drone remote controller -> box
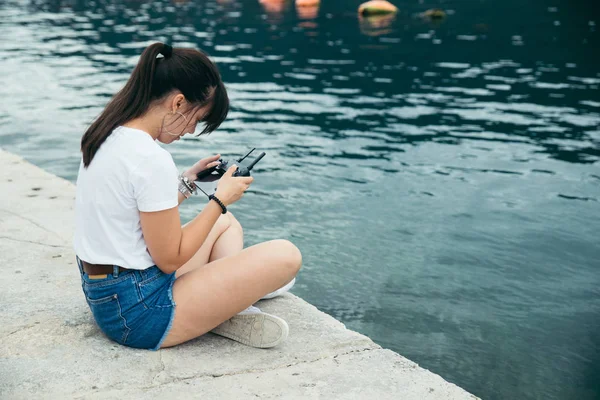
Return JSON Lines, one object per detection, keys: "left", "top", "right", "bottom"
{"left": 195, "top": 148, "right": 266, "bottom": 181}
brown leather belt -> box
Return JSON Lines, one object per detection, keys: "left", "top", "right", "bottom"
{"left": 82, "top": 261, "right": 131, "bottom": 277}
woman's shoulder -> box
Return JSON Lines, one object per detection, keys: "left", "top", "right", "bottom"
{"left": 114, "top": 130, "right": 174, "bottom": 164}
{"left": 128, "top": 144, "right": 175, "bottom": 178}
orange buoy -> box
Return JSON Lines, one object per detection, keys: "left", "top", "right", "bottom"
{"left": 421, "top": 8, "right": 447, "bottom": 19}
{"left": 259, "top": 0, "right": 287, "bottom": 14}
{"left": 296, "top": 0, "right": 319, "bottom": 19}
{"left": 358, "top": 1, "right": 398, "bottom": 16}
{"left": 359, "top": 13, "right": 396, "bottom": 36}
{"left": 296, "top": 0, "right": 320, "bottom": 7}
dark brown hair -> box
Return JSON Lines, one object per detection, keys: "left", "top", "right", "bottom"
{"left": 81, "top": 43, "right": 229, "bottom": 167}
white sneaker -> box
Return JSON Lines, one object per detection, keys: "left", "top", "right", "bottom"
{"left": 211, "top": 306, "right": 289, "bottom": 348}
{"left": 238, "top": 305, "right": 261, "bottom": 315}
{"left": 261, "top": 277, "right": 296, "bottom": 300}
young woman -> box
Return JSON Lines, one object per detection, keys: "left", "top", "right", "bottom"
{"left": 74, "top": 42, "right": 301, "bottom": 351}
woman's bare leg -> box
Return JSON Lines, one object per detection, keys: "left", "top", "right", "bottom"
{"left": 175, "top": 212, "right": 242, "bottom": 279}
{"left": 208, "top": 213, "right": 243, "bottom": 262}
{"left": 160, "top": 239, "right": 302, "bottom": 348}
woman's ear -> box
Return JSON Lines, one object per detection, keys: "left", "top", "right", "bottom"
{"left": 170, "top": 93, "right": 186, "bottom": 112}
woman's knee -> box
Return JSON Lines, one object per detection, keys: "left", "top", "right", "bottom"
{"left": 190, "top": 212, "right": 231, "bottom": 234}
{"left": 215, "top": 212, "right": 232, "bottom": 233}
{"left": 270, "top": 239, "right": 302, "bottom": 274}
{"left": 226, "top": 211, "right": 242, "bottom": 233}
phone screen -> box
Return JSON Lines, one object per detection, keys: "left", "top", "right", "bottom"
{"left": 195, "top": 173, "right": 220, "bottom": 196}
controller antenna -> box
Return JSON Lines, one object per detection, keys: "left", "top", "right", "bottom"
{"left": 246, "top": 152, "right": 266, "bottom": 171}
{"left": 237, "top": 148, "right": 256, "bottom": 163}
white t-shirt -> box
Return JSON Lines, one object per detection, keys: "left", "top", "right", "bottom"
{"left": 73, "top": 126, "right": 178, "bottom": 270}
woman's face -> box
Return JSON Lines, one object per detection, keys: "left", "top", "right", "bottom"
{"left": 157, "top": 102, "right": 212, "bottom": 144}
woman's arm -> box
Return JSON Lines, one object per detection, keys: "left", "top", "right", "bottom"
{"left": 177, "top": 171, "right": 204, "bottom": 205}
{"left": 141, "top": 165, "right": 251, "bottom": 274}
{"left": 178, "top": 191, "right": 186, "bottom": 205}
{"left": 177, "top": 155, "right": 221, "bottom": 205}
{"left": 177, "top": 171, "right": 194, "bottom": 205}
{"left": 140, "top": 200, "right": 223, "bottom": 274}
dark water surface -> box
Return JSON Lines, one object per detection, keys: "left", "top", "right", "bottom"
{"left": 1, "top": 0, "right": 599, "bottom": 398}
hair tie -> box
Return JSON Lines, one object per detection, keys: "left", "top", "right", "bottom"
{"left": 161, "top": 44, "right": 173, "bottom": 58}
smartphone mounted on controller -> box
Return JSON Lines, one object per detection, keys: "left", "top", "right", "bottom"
{"left": 194, "top": 148, "right": 266, "bottom": 195}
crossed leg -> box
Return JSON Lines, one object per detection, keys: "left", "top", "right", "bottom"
{"left": 160, "top": 213, "right": 302, "bottom": 349}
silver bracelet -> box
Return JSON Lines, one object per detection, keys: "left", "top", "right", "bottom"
{"left": 178, "top": 174, "right": 197, "bottom": 198}
{"left": 178, "top": 179, "right": 192, "bottom": 199}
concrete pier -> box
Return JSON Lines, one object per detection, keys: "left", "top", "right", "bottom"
{"left": 0, "top": 148, "right": 479, "bottom": 399}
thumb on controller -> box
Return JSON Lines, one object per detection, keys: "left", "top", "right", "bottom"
{"left": 224, "top": 164, "right": 238, "bottom": 177}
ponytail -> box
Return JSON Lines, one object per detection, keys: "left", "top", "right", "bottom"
{"left": 81, "top": 43, "right": 177, "bottom": 167}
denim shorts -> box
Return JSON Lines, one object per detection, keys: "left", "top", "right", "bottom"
{"left": 76, "top": 257, "right": 177, "bottom": 351}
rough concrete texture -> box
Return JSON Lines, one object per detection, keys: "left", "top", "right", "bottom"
{"left": 0, "top": 149, "right": 479, "bottom": 399}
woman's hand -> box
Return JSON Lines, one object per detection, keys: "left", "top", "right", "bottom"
{"left": 214, "top": 165, "right": 254, "bottom": 206}
{"left": 183, "top": 154, "right": 221, "bottom": 181}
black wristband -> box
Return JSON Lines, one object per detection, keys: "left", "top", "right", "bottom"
{"left": 208, "top": 194, "right": 227, "bottom": 214}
